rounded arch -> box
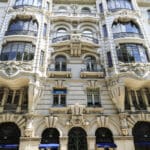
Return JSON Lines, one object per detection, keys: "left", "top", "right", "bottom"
{"left": 80, "top": 24, "right": 97, "bottom": 33}
{"left": 68, "top": 127, "right": 88, "bottom": 150}
{"left": 82, "top": 53, "right": 99, "bottom": 62}
{"left": 0, "top": 122, "right": 21, "bottom": 149}
{"left": 58, "top": 6, "right": 68, "bottom": 12}
{"left": 53, "top": 22, "right": 71, "bottom": 32}
{"left": 81, "top": 7, "right": 91, "bottom": 14}
{"left": 52, "top": 53, "right": 70, "bottom": 61}
{"left": 132, "top": 121, "right": 150, "bottom": 150}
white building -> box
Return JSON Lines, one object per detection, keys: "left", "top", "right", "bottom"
{"left": 0, "top": 0, "right": 149, "bottom": 150}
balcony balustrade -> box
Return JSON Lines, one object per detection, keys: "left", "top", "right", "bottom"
{"left": 113, "top": 32, "right": 144, "bottom": 39}
{"left": 13, "top": 4, "right": 42, "bottom": 9}
{"left": 5, "top": 30, "right": 37, "bottom": 36}
{"left": 109, "top": 8, "right": 133, "bottom": 12}
{"left": 80, "top": 68, "right": 104, "bottom": 78}
{"left": 47, "top": 68, "right": 72, "bottom": 78}
{"left": 52, "top": 35, "right": 70, "bottom": 43}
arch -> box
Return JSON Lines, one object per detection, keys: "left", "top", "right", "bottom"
{"left": 56, "top": 27, "right": 67, "bottom": 37}
{"left": 95, "top": 127, "right": 117, "bottom": 149}
{"left": 132, "top": 121, "right": 150, "bottom": 150}
{"left": 0, "top": 122, "right": 21, "bottom": 150}
{"left": 39, "top": 128, "right": 60, "bottom": 150}
{"left": 82, "top": 29, "right": 93, "bottom": 38}
{"left": 81, "top": 7, "right": 91, "bottom": 14}
{"left": 58, "top": 6, "right": 67, "bottom": 12}
{"left": 68, "top": 127, "right": 88, "bottom": 150}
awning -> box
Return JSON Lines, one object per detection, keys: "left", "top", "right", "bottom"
{"left": 0, "top": 144, "right": 18, "bottom": 149}
{"left": 97, "top": 143, "right": 117, "bottom": 148}
{"left": 135, "top": 142, "right": 150, "bottom": 146}
{"left": 39, "top": 144, "right": 59, "bottom": 148}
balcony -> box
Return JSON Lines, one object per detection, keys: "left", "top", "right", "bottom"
{"left": 51, "top": 11, "right": 98, "bottom": 22}
{"left": 13, "top": 4, "right": 42, "bottom": 9}
{"left": 108, "top": 8, "right": 133, "bottom": 13}
{"left": 47, "top": 68, "right": 72, "bottom": 78}
{"left": 80, "top": 68, "right": 104, "bottom": 78}
{"left": 5, "top": 30, "right": 37, "bottom": 36}
{"left": 52, "top": 34, "right": 99, "bottom": 46}
{"left": 113, "top": 32, "right": 144, "bottom": 39}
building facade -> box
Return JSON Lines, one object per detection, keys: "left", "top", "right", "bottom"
{"left": 0, "top": 0, "right": 149, "bottom": 150}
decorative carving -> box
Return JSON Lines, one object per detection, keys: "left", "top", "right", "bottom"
{"left": 66, "top": 103, "right": 89, "bottom": 126}
{"left": 108, "top": 79, "right": 125, "bottom": 112}
{"left": 87, "top": 80, "right": 98, "bottom": 88}
{"left": 54, "top": 80, "right": 65, "bottom": 88}
{"left": 25, "top": 116, "right": 34, "bottom": 137}
{"left": 97, "top": 116, "right": 109, "bottom": 127}
{"left": 119, "top": 113, "right": 129, "bottom": 136}
{"left": 0, "top": 61, "right": 32, "bottom": 76}
{"left": 119, "top": 62, "right": 150, "bottom": 77}
{"left": 45, "top": 115, "right": 58, "bottom": 128}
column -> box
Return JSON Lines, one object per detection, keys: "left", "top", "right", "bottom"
{"left": 60, "top": 136, "right": 68, "bottom": 150}
{"left": 128, "top": 91, "right": 135, "bottom": 111}
{"left": 87, "top": 136, "right": 95, "bottom": 150}
{"left": 17, "top": 88, "right": 24, "bottom": 113}
{"left": 142, "top": 89, "right": 150, "bottom": 111}
{"left": 0, "top": 88, "right": 8, "bottom": 112}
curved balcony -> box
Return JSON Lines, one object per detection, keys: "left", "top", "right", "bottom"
{"left": 47, "top": 68, "right": 72, "bottom": 78}
{"left": 80, "top": 68, "right": 104, "bottom": 78}
{"left": 108, "top": 8, "right": 133, "bottom": 12}
{"left": 113, "top": 32, "right": 144, "bottom": 39}
{"left": 51, "top": 11, "right": 98, "bottom": 22}
{"left": 13, "top": 4, "right": 42, "bottom": 9}
{"left": 5, "top": 30, "right": 37, "bottom": 36}
{"left": 51, "top": 34, "right": 99, "bottom": 47}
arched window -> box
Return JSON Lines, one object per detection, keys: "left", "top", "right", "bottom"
{"left": 84, "top": 56, "right": 97, "bottom": 71}
{"left": 68, "top": 127, "right": 87, "bottom": 150}
{"left": 39, "top": 128, "right": 60, "bottom": 150}
{"left": 6, "top": 18, "right": 38, "bottom": 36}
{"left": 112, "top": 21, "right": 142, "bottom": 38}
{"left": 56, "top": 28, "right": 67, "bottom": 37}
{"left": 117, "top": 44, "right": 149, "bottom": 63}
{"left": 55, "top": 55, "right": 67, "bottom": 71}
{"left": 15, "top": 0, "right": 42, "bottom": 8}
{"left": 95, "top": 128, "right": 117, "bottom": 149}
{"left": 1, "top": 42, "right": 35, "bottom": 61}
{"left": 0, "top": 122, "right": 21, "bottom": 150}
{"left": 81, "top": 7, "right": 91, "bottom": 14}
{"left": 133, "top": 121, "right": 150, "bottom": 150}
{"left": 107, "top": 0, "right": 133, "bottom": 11}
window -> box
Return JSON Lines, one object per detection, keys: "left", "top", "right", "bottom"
{"left": 53, "top": 89, "right": 66, "bottom": 106}
{"left": 148, "top": 10, "right": 150, "bottom": 19}
{"left": 133, "top": 122, "right": 150, "bottom": 150}
{"left": 68, "top": 127, "right": 87, "bottom": 150}
{"left": 0, "top": 123, "right": 21, "bottom": 150}
{"left": 56, "top": 28, "right": 67, "bottom": 37}
{"left": 43, "top": 23, "right": 47, "bottom": 36}
{"left": 84, "top": 56, "right": 97, "bottom": 71}
{"left": 6, "top": 18, "right": 38, "bottom": 36}
{"left": 46, "top": 2, "right": 49, "bottom": 10}
{"left": 117, "top": 44, "right": 149, "bottom": 63}
{"left": 15, "top": 0, "right": 42, "bottom": 8}
{"left": 82, "top": 29, "right": 93, "bottom": 38}
{"left": 58, "top": 6, "right": 67, "bottom": 12}
{"left": 55, "top": 55, "right": 67, "bottom": 71}
{"left": 39, "top": 128, "right": 60, "bottom": 150}
{"left": 95, "top": 128, "right": 117, "bottom": 149}
{"left": 125, "top": 87, "right": 150, "bottom": 111}
{"left": 1, "top": 42, "right": 35, "bottom": 61}
{"left": 107, "top": 0, "right": 133, "bottom": 11}
{"left": 81, "top": 7, "right": 91, "bottom": 14}
{"left": 87, "top": 88, "right": 101, "bottom": 107}
{"left": 103, "top": 24, "right": 108, "bottom": 37}
{"left": 40, "top": 50, "right": 44, "bottom": 67}
{"left": 99, "top": 3, "right": 104, "bottom": 13}
{"left": 107, "top": 51, "right": 113, "bottom": 67}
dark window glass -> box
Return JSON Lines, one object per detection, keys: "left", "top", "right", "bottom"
{"left": 55, "top": 56, "right": 67, "bottom": 71}
{"left": 103, "top": 24, "right": 108, "bottom": 37}
{"left": 107, "top": 51, "right": 113, "bottom": 67}
{"left": 99, "top": 3, "right": 104, "bottom": 13}
{"left": 40, "top": 50, "right": 44, "bottom": 67}
{"left": 1, "top": 42, "right": 35, "bottom": 61}
{"left": 43, "top": 23, "right": 47, "bottom": 36}
{"left": 84, "top": 56, "right": 97, "bottom": 71}
{"left": 117, "top": 44, "right": 149, "bottom": 63}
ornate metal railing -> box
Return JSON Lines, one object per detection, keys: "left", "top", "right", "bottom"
{"left": 113, "top": 32, "right": 144, "bottom": 39}
{"left": 108, "top": 8, "right": 133, "bottom": 12}
{"left": 5, "top": 30, "right": 38, "bottom": 36}
{"left": 87, "top": 103, "right": 101, "bottom": 107}
{"left": 81, "top": 68, "right": 104, "bottom": 72}
{"left": 81, "top": 35, "right": 99, "bottom": 44}
{"left": 47, "top": 68, "right": 71, "bottom": 72}
{"left": 52, "top": 35, "right": 70, "bottom": 43}
{"left": 13, "top": 4, "right": 42, "bottom": 9}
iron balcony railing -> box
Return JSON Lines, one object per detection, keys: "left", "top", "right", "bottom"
{"left": 52, "top": 35, "right": 70, "bottom": 43}
{"left": 13, "top": 4, "right": 42, "bottom": 9}
{"left": 87, "top": 102, "right": 101, "bottom": 107}
{"left": 81, "top": 35, "right": 99, "bottom": 44}
{"left": 81, "top": 68, "right": 104, "bottom": 72}
{"left": 113, "top": 32, "right": 144, "bottom": 39}
{"left": 47, "top": 68, "right": 71, "bottom": 72}
{"left": 108, "top": 8, "right": 133, "bottom": 12}
{"left": 5, "top": 30, "right": 38, "bottom": 36}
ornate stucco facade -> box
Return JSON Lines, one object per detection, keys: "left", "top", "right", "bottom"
{"left": 0, "top": 0, "right": 150, "bottom": 150}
